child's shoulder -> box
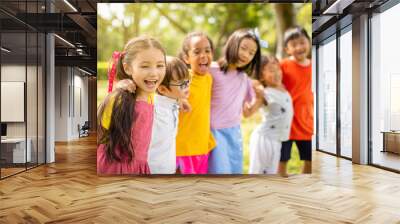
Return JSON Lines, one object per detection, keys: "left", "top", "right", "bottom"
{"left": 280, "top": 58, "right": 311, "bottom": 68}
{"left": 135, "top": 98, "right": 154, "bottom": 110}
{"left": 209, "top": 62, "right": 221, "bottom": 74}
{"left": 101, "top": 92, "right": 117, "bottom": 109}
{"left": 210, "top": 61, "right": 220, "bottom": 69}
{"left": 280, "top": 58, "right": 293, "bottom": 66}
{"left": 191, "top": 71, "right": 213, "bottom": 85}
{"left": 264, "top": 87, "right": 291, "bottom": 103}
{"left": 265, "top": 87, "right": 290, "bottom": 96}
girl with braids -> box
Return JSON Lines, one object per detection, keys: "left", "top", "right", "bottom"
{"left": 97, "top": 36, "right": 166, "bottom": 175}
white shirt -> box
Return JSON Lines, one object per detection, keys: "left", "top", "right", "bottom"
{"left": 259, "top": 87, "right": 293, "bottom": 141}
{"left": 148, "top": 94, "right": 179, "bottom": 174}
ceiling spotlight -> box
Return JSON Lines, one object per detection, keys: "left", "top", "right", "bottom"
{"left": 63, "top": 0, "right": 78, "bottom": 12}
{"left": 322, "top": 0, "right": 354, "bottom": 15}
{"left": 54, "top": 34, "right": 75, "bottom": 48}
{"left": 78, "top": 67, "right": 92, "bottom": 76}
{"left": 1, "top": 47, "right": 11, "bottom": 53}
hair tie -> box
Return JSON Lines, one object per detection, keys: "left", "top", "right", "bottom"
{"left": 252, "top": 28, "right": 268, "bottom": 49}
{"left": 107, "top": 51, "right": 124, "bottom": 93}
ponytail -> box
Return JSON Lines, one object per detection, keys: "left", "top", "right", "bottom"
{"left": 107, "top": 51, "right": 126, "bottom": 93}
{"left": 102, "top": 51, "right": 136, "bottom": 162}
{"left": 108, "top": 51, "right": 132, "bottom": 93}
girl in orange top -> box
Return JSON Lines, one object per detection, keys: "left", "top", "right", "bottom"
{"left": 279, "top": 27, "right": 313, "bottom": 176}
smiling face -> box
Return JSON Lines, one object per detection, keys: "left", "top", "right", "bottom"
{"left": 124, "top": 47, "right": 166, "bottom": 98}
{"left": 236, "top": 38, "right": 257, "bottom": 68}
{"left": 261, "top": 59, "right": 282, "bottom": 87}
{"left": 183, "top": 35, "right": 213, "bottom": 75}
{"left": 285, "top": 35, "right": 310, "bottom": 63}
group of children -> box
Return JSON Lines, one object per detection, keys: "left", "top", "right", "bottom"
{"left": 97, "top": 26, "right": 313, "bottom": 176}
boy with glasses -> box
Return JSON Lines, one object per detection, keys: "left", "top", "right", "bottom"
{"left": 148, "top": 56, "right": 191, "bottom": 174}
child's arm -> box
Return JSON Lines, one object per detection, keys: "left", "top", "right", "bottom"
{"left": 243, "top": 97, "right": 264, "bottom": 118}
{"left": 242, "top": 80, "right": 265, "bottom": 117}
{"left": 178, "top": 98, "right": 191, "bottom": 113}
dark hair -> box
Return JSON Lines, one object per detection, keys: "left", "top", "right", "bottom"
{"left": 283, "top": 26, "right": 310, "bottom": 47}
{"left": 98, "top": 36, "right": 166, "bottom": 162}
{"left": 257, "top": 55, "right": 279, "bottom": 86}
{"left": 178, "top": 31, "right": 214, "bottom": 67}
{"left": 218, "top": 28, "right": 261, "bottom": 78}
{"left": 161, "top": 56, "right": 190, "bottom": 90}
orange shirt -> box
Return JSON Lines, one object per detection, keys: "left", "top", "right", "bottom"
{"left": 281, "top": 58, "right": 313, "bottom": 140}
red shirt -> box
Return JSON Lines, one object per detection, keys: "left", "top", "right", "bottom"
{"left": 281, "top": 59, "right": 313, "bottom": 140}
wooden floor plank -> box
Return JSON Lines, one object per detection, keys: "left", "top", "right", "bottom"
{"left": 0, "top": 135, "right": 399, "bottom": 223}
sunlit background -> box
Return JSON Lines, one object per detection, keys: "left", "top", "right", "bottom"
{"left": 97, "top": 3, "right": 312, "bottom": 174}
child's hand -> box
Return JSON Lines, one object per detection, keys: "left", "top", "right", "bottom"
{"left": 243, "top": 102, "right": 251, "bottom": 115}
{"left": 114, "top": 79, "right": 136, "bottom": 93}
{"left": 179, "top": 99, "right": 192, "bottom": 113}
{"left": 252, "top": 80, "right": 264, "bottom": 99}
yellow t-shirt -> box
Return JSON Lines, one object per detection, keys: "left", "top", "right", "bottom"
{"left": 176, "top": 70, "right": 216, "bottom": 156}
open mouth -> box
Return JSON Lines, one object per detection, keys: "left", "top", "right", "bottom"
{"left": 199, "top": 62, "right": 209, "bottom": 69}
{"left": 197, "top": 62, "right": 209, "bottom": 73}
{"left": 144, "top": 79, "right": 158, "bottom": 88}
{"left": 296, "top": 51, "right": 306, "bottom": 56}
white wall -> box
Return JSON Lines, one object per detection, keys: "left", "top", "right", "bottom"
{"left": 1, "top": 64, "right": 46, "bottom": 164}
{"left": 1, "top": 65, "right": 32, "bottom": 138}
{"left": 1, "top": 65, "right": 28, "bottom": 138}
{"left": 55, "top": 66, "right": 69, "bottom": 141}
{"left": 312, "top": 45, "right": 316, "bottom": 151}
{"left": 54, "top": 67, "right": 89, "bottom": 141}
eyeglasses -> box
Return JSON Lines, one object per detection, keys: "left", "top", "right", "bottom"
{"left": 169, "top": 79, "right": 190, "bottom": 90}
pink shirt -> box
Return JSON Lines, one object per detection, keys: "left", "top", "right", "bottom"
{"left": 209, "top": 63, "right": 255, "bottom": 129}
{"left": 97, "top": 101, "right": 153, "bottom": 175}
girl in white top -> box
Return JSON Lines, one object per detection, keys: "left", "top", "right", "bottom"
{"left": 148, "top": 57, "right": 191, "bottom": 174}
{"left": 243, "top": 55, "right": 293, "bottom": 174}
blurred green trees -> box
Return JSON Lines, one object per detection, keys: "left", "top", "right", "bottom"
{"left": 97, "top": 3, "right": 311, "bottom": 80}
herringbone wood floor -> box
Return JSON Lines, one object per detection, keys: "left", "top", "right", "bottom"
{"left": 0, "top": 135, "right": 399, "bottom": 223}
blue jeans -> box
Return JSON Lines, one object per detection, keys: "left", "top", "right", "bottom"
{"left": 208, "top": 125, "right": 243, "bottom": 174}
